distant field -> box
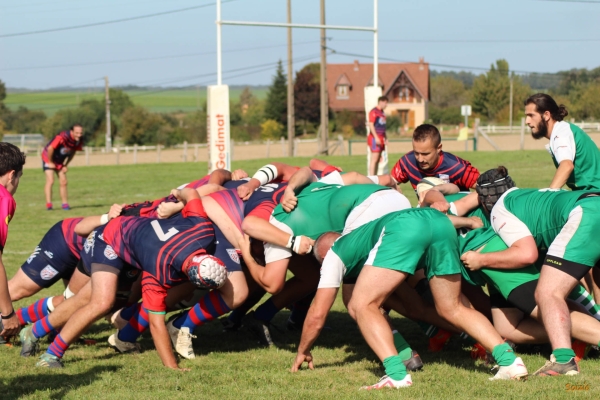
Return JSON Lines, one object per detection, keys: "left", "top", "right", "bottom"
{"left": 4, "top": 87, "right": 268, "bottom": 116}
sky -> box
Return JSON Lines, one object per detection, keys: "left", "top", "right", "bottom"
{"left": 0, "top": 0, "right": 599, "bottom": 90}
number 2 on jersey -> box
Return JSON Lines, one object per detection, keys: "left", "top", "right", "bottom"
{"left": 151, "top": 220, "right": 180, "bottom": 241}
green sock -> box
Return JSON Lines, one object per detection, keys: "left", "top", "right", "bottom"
{"left": 491, "top": 342, "right": 517, "bottom": 367}
{"left": 392, "top": 331, "right": 412, "bottom": 361}
{"left": 553, "top": 348, "right": 576, "bottom": 364}
{"left": 383, "top": 355, "right": 407, "bottom": 381}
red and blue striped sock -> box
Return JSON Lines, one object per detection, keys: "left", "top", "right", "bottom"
{"left": 17, "top": 297, "right": 51, "bottom": 325}
{"left": 117, "top": 304, "right": 149, "bottom": 342}
{"left": 47, "top": 333, "right": 70, "bottom": 358}
{"left": 119, "top": 303, "right": 138, "bottom": 321}
{"left": 173, "top": 291, "right": 230, "bottom": 330}
{"left": 32, "top": 316, "right": 56, "bottom": 340}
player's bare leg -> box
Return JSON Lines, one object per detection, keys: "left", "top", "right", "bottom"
{"left": 429, "top": 274, "right": 527, "bottom": 379}
{"left": 58, "top": 169, "right": 69, "bottom": 208}
{"left": 8, "top": 269, "right": 44, "bottom": 301}
{"left": 492, "top": 308, "right": 549, "bottom": 344}
{"left": 44, "top": 169, "right": 55, "bottom": 207}
{"left": 347, "top": 265, "right": 412, "bottom": 388}
{"left": 535, "top": 266, "right": 579, "bottom": 350}
{"left": 369, "top": 150, "right": 381, "bottom": 176}
{"left": 37, "top": 266, "right": 118, "bottom": 367}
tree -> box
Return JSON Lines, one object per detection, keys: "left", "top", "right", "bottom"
{"left": 105, "top": 89, "right": 133, "bottom": 116}
{"left": 430, "top": 75, "right": 468, "bottom": 109}
{"left": 120, "top": 106, "right": 166, "bottom": 145}
{"left": 471, "top": 59, "right": 530, "bottom": 122}
{"left": 2, "top": 106, "right": 46, "bottom": 133}
{"left": 294, "top": 63, "right": 320, "bottom": 131}
{"left": 41, "top": 102, "right": 104, "bottom": 143}
{"left": 264, "top": 60, "right": 287, "bottom": 129}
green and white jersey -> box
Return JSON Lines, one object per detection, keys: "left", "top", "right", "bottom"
{"left": 318, "top": 208, "right": 461, "bottom": 288}
{"left": 546, "top": 121, "right": 600, "bottom": 190}
{"left": 491, "top": 187, "right": 587, "bottom": 249}
{"left": 265, "top": 172, "right": 411, "bottom": 263}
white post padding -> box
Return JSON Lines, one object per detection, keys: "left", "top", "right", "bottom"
{"left": 207, "top": 85, "right": 231, "bottom": 172}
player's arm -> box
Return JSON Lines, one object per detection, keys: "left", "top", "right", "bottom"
{"left": 368, "top": 114, "right": 382, "bottom": 145}
{"left": 45, "top": 146, "right": 56, "bottom": 168}
{"left": 279, "top": 167, "right": 316, "bottom": 212}
{"left": 450, "top": 192, "right": 479, "bottom": 216}
{"left": 291, "top": 287, "right": 338, "bottom": 372}
{"left": 372, "top": 174, "right": 398, "bottom": 189}
{"left": 240, "top": 235, "right": 289, "bottom": 294}
{"left": 0, "top": 252, "right": 19, "bottom": 337}
{"left": 148, "top": 311, "right": 188, "bottom": 370}
{"left": 549, "top": 160, "right": 574, "bottom": 189}
{"left": 241, "top": 216, "right": 313, "bottom": 254}
{"left": 339, "top": 171, "right": 379, "bottom": 185}
{"left": 207, "top": 169, "right": 233, "bottom": 185}
{"left": 447, "top": 215, "right": 483, "bottom": 230}
{"left": 461, "top": 236, "right": 538, "bottom": 271}
{"left": 238, "top": 163, "right": 294, "bottom": 201}
{"left": 74, "top": 204, "right": 125, "bottom": 236}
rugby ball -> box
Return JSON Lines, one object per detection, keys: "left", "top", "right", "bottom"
{"left": 416, "top": 177, "right": 446, "bottom": 199}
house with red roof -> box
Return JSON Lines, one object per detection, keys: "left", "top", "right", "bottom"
{"left": 327, "top": 58, "right": 430, "bottom": 129}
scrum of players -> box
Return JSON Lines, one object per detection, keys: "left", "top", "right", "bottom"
{"left": 5, "top": 93, "right": 600, "bottom": 390}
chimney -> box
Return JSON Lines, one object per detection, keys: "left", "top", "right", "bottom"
{"left": 353, "top": 60, "right": 359, "bottom": 71}
{"left": 419, "top": 57, "right": 425, "bottom": 70}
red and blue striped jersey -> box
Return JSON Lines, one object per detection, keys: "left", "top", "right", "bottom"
{"left": 61, "top": 217, "right": 85, "bottom": 258}
{"left": 244, "top": 182, "right": 288, "bottom": 220}
{"left": 369, "top": 107, "right": 386, "bottom": 136}
{"left": 102, "top": 199, "right": 214, "bottom": 275}
{"left": 42, "top": 131, "right": 83, "bottom": 166}
{"left": 391, "top": 151, "right": 479, "bottom": 190}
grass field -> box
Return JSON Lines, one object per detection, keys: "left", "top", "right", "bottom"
{"left": 4, "top": 87, "right": 268, "bottom": 116}
{"left": 1, "top": 151, "right": 599, "bottom": 399}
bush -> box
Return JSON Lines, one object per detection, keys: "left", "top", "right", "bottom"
{"left": 260, "top": 119, "right": 284, "bottom": 140}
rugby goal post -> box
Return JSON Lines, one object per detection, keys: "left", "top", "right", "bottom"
{"left": 208, "top": 0, "right": 379, "bottom": 172}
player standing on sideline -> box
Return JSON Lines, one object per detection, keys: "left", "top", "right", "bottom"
{"left": 525, "top": 93, "right": 600, "bottom": 190}
{"left": 367, "top": 96, "right": 388, "bottom": 176}
{"left": 42, "top": 124, "right": 84, "bottom": 211}
{"left": 0, "top": 143, "right": 26, "bottom": 339}
{"left": 390, "top": 124, "right": 479, "bottom": 191}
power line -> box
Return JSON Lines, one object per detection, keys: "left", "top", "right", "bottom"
{"left": 327, "top": 47, "right": 566, "bottom": 77}
{"left": 0, "top": 0, "right": 237, "bottom": 39}
{"left": 0, "top": 40, "right": 320, "bottom": 72}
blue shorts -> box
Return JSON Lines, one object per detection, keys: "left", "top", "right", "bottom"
{"left": 80, "top": 226, "right": 129, "bottom": 274}
{"left": 78, "top": 228, "right": 140, "bottom": 290}
{"left": 20, "top": 222, "right": 78, "bottom": 288}
{"left": 368, "top": 133, "right": 385, "bottom": 153}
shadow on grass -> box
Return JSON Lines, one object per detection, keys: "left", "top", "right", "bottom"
{"left": 0, "top": 364, "right": 121, "bottom": 400}
{"left": 149, "top": 309, "right": 491, "bottom": 376}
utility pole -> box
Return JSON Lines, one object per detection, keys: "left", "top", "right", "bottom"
{"left": 287, "top": 0, "right": 295, "bottom": 157}
{"left": 509, "top": 76, "right": 514, "bottom": 132}
{"left": 319, "top": 0, "right": 328, "bottom": 154}
{"left": 104, "top": 76, "right": 112, "bottom": 152}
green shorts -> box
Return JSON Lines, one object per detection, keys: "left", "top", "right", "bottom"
{"left": 546, "top": 198, "right": 600, "bottom": 278}
{"left": 366, "top": 209, "right": 462, "bottom": 279}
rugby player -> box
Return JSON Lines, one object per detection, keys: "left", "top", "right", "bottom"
{"left": 460, "top": 167, "right": 600, "bottom": 375}
{"left": 0, "top": 143, "right": 26, "bottom": 339}
{"left": 12, "top": 207, "right": 122, "bottom": 327}
{"left": 292, "top": 208, "right": 528, "bottom": 389}
{"left": 390, "top": 124, "right": 479, "bottom": 191}
{"left": 525, "top": 93, "right": 600, "bottom": 190}
{"left": 42, "top": 124, "right": 83, "bottom": 210}
{"left": 32, "top": 188, "right": 246, "bottom": 369}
